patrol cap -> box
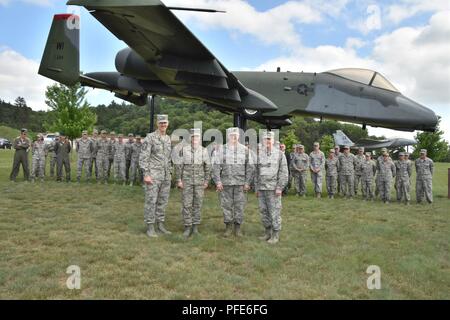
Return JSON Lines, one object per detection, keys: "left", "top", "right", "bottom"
{"left": 82, "top": 130, "right": 88, "bottom": 135}
{"left": 135, "top": 135, "right": 141, "bottom": 139}
{"left": 313, "top": 142, "right": 320, "bottom": 146}
{"left": 128, "top": 133, "right": 134, "bottom": 137}
{"left": 55, "top": 133, "right": 60, "bottom": 137}
{"left": 262, "top": 131, "right": 275, "bottom": 140}
{"left": 365, "top": 152, "right": 371, "bottom": 156}
{"left": 157, "top": 114, "right": 169, "bottom": 123}
{"left": 343, "top": 145, "right": 350, "bottom": 149}
{"left": 21, "top": 128, "right": 28, "bottom": 133}
{"left": 110, "top": 131, "right": 116, "bottom": 135}
{"left": 101, "top": 130, "right": 107, "bottom": 134}
{"left": 190, "top": 128, "right": 201, "bottom": 136}
{"left": 334, "top": 145, "right": 340, "bottom": 149}
{"left": 358, "top": 147, "right": 365, "bottom": 152}
{"left": 227, "top": 127, "right": 240, "bottom": 136}
{"left": 118, "top": 133, "right": 124, "bottom": 138}
{"left": 381, "top": 147, "right": 388, "bottom": 153}
{"left": 298, "top": 144, "right": 304, "bottom": 149}
{"left": 93, "top": 129, "right": 98, "bottom": 134}
{"left": 420, "top": 149, "right": 427, "bottom": 154}
{"left": 399, "top": 152, "right": 405, "bottom": 156}
{"left": 405, "top": 152, "right": 410, "bottom": 157}
{"left": 329, "top": 149, "right": 335, "bottom": 153}
{"left": 37, "top": 133, "right": 44, "bottom": 138}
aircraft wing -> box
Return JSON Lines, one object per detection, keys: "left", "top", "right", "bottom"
{"left": 67, "top": 0, "right": 253, "bottom": 107}
{"left": 354, "top": 138, "right": 416, "bottom": 150}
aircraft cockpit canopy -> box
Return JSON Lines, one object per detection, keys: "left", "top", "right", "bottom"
{"left": 326, "top": 68, "right": 399, "bottom": 92}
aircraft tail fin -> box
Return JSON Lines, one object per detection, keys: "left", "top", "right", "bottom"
{"left": 38, "top": 14, "right": 80, "bottom": 86}
{"left": 333, "top": 130, "right": 355, "bottom": 147}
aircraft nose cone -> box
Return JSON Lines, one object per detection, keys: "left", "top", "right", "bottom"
{"left": 397, "top": 95, "right": 438, "bottom": 132}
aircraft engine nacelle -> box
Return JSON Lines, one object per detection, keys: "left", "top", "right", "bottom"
{"left": 115, "top": 48, "right": 158, "bottom": 81}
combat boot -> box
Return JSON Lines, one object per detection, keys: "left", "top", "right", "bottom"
{"left": 223, "top": 223, "right": 233, "bottom": 237}
{"left": 234, "top": 223, "right": 243, "bottom": 237}
{"left": 267, "top": 230, "right": 280, "bottom": 244}
{"left": 183, "top": 226, "right": 192, "bottom": 239}
{"left": 258, "top": 227, "right": 272, "bottom": 241}
{"left": 129, "top": 182, "right": 133, "bottom": 187}
{"left": 146, "top": 224, "right": 158, "bottom": 238}
{"left": 157, "top": 222, "right": 172, "bottom": 235}
{"left": 192, "top": 225, "right": 200, "bottom": 235}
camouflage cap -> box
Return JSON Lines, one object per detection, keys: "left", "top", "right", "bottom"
{"left": 55, "top": 133, "right": 60, "bottom": 137}
{"left": 110, "top": 131, "right": 116, "bottom": 135}
{"left": 37, "top": 133, "right": 44, "bottom": 138}
{"left": 227, "top": 127, "right": 240, "bottom": 135}
{"left": 93, "top": 129, "right": 98, "bottom": 134}
{"left": 190, "top": 128, "right": 201, "bottom": 136}
{"left": 343, "top": 145, "right": 350, "bottom": 149}
{"left": 101, "top": 130, "right": 107, "bottom": 134}
{"left": 399, "top": 152, "right": 405, "bottom": 156}
{"left": 334, "top": 145, "right": 340, "bottom": 149}
{"left": 128, "top": 133, "right": 134, "bottom": 137}
{"left": 118, "top": 134, "right": 124, "bottom": 138}
{"left": 157, "top": 114, "right": 169, "bottom": 123}
{"left": 420, "top": 149, "right": 427, "bottom": 154}
{"left": 381, "top": 147, "right": 388, "bottom": 153}
{"left": 82, "top": 130, "right": 88, "bottom": 135}
{"left": 298, "top": 144, "right": 304, "bottom": 149}
{"left": 329, "top": 149, "right": 335, "bottom": 153}
{"left": 262, "top": 131, "right": 275, "bottom": 140}
{"left": 365, "top": 152, "right": 371, "bottom": 156}
{"left": 21, "top": 128, "right": 28, "bottom": 133}
{"left": 313, "top": 142, "right": 320, "bottom": 146}
{"left": 135, "top": 135, "right": 141, "bottom": 139}
{"left": 358, "top": 147, "right": 365, "bottom": 151}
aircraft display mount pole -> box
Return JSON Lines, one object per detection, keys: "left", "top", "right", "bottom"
{"left": 149, "top": 95, "right": 156, "bottom": 133}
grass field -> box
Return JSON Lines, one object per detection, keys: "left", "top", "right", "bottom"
{"left": 0, "top": 149, "right": 449, "bottom": 299}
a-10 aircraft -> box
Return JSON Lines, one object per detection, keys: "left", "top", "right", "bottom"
{"left": 333, "top": 130, "right": 416, "bottom": 152}
{"left": 39, "top": 0, "right": 438, "bottom": 132}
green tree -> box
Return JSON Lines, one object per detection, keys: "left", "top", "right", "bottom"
{"left": 320, "top": 134, "right": 334, "bottom": 154}
{"left": 44, "top": 83, "right": 97, "bottom": 141}
{"left": 281, "top": 129, "right": 300, "bottom": 152}
{"left": 412, "top": 117, "right": 449, "bottom": 162}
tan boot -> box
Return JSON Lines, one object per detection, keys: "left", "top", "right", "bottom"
{"left": 146, "top": 224, "right": 158, "bottom": 238}
{"left": 234, "top": 223, "right": 243, "bottom": 237}
{"left": 267, "top": 230, "right": 280, "bottom": 244}
{"left": 258, "top": 227, "right": 272, "bottom": 241}
{"left": 223, "top": 223, "right": 233, "bottom": 237}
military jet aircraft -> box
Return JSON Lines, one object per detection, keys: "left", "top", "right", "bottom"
{"left": 39, "top": 0, "right": 438, "bottom": 132}
{"left": 333, "top": 130, "right": 417, "bottom": 152}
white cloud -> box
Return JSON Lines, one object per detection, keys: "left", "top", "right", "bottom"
{"left": 387, "top": 0, "right": 450, "bottom": 25}
{"left": 163, "top": 0, "right": 348, "bottom": 47}
{"left": 0, "top": 47, "right": 54, "bottom": 110}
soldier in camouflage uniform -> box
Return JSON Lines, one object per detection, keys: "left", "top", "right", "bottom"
{"left": 76, "top": 130, "right": 94, "bottom": 183}
{"left": 140, "top": 115, "right": 173, "bottom": 238}
{"left": 129, "top": 135, "right": 143, "bottom": 186}
{"left": 125, "top": 133, "right": 134, "bottom": 183}
{"left": 31, "top": 133, "right": 47, "bottom": 182}
{"left": 107, "top": 131, "right": 116, "bottom": 180}
{"left": 338, "top": 145, "right": 356, "bottom": 199}
{"left": 90, "top": 129, "right": 99, "bottom": 180}
{"left": 47, "top": 134, "right": 58, "bottom": 178}
{"left": 212, "top": 127, "right": 254, "bottom": 237}
{"left": 334, "top": 145, "right": 342, "bottom": 195}
{"left": 254, "top": 131, "right": 288, "bottom": 244}
{"left": 10, "top": 129, "right": 31, "bottom": 182}
{"left": 376, "top": 151, "right": 396, "bottom": 203}
{"left": 176, "top": 128, "right": 211, "bottom": 238}
{"left": 54, "top": 133, "right": 72, "bottom": 182}
{"left": 95, "top": 130, "right": 110, "bottom": 184}
{"left": 395, "top": 152, "right": 412, "bottom": 205}
{"left": 375, "top": 148, "right": 389, "bottom": 199}
{"left": 113, "top": 134, "right": 127, "bottom": 185}
{"left": 291, "top": 144, "right": 309, "bottom": 197}
{"left": 415, "top": 149, "right": 433, "bottom": 204}
{"left": 325, "top": 149, "right": 340, "bottom": 199}
{"left": 360, "top": 152, "right": 377, "bottom": 201}
{"left": 354, "top": 147, "right": 365, "bottom": 196}
{"left": 309, "top": 142, "right": 325, "bottom": 198}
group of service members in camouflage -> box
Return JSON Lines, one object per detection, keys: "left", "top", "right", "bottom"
{"left": 289, "top": 143, "right": 434, "bottom": 205}
{"left": 8, "top": 118, "right": 435, "bottom": 244}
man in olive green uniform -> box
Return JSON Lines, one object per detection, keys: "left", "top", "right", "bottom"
{"left": 309, "top": 142, "right": 325, "bottom": 198}
{"left": 415, "top": 149, "right": 434, "bottom": 204}
{"left": 354, "top": 147, "right": 365, "bottom": 196}
{"left": 140, "top": 115, "right": 173, "bottom": 238}
{"left": 10, "top": 129, "right": 31, "bottom": 182}
{"left": 325, "top": 149, "right": 339, "bottom": 199}
{"left": 395, "top": 152, "right": 412, "bottom": 205}
{"left": 212, "top": 127, "right": 254, "bottom": 237}
{"left": 54, "top": 133, "right": 72, "bottom": 182}
{"left": 291, "top": 144, "right": 309, "bottom": 197}
{"left": 31, "top": 133, "right": 47, "bottom": 182}
{"left": 254, "top": 131, "right": 288, "bottom": 244}
{"left": 95, "top": 130, "right": 110, "bottom": 184}
{"left": 176, "top": 128, "right": 211, "bottom": 238}
{"left": 76, "top": 130, "right": 94, "bottom": 183}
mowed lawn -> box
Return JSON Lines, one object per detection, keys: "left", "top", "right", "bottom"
{"left": 0, "top": 149, "right": 448, "bottom": 300}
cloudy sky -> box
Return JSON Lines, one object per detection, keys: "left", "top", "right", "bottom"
{"left": 0, "top": 0, "right": 449, "bottom": 141}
